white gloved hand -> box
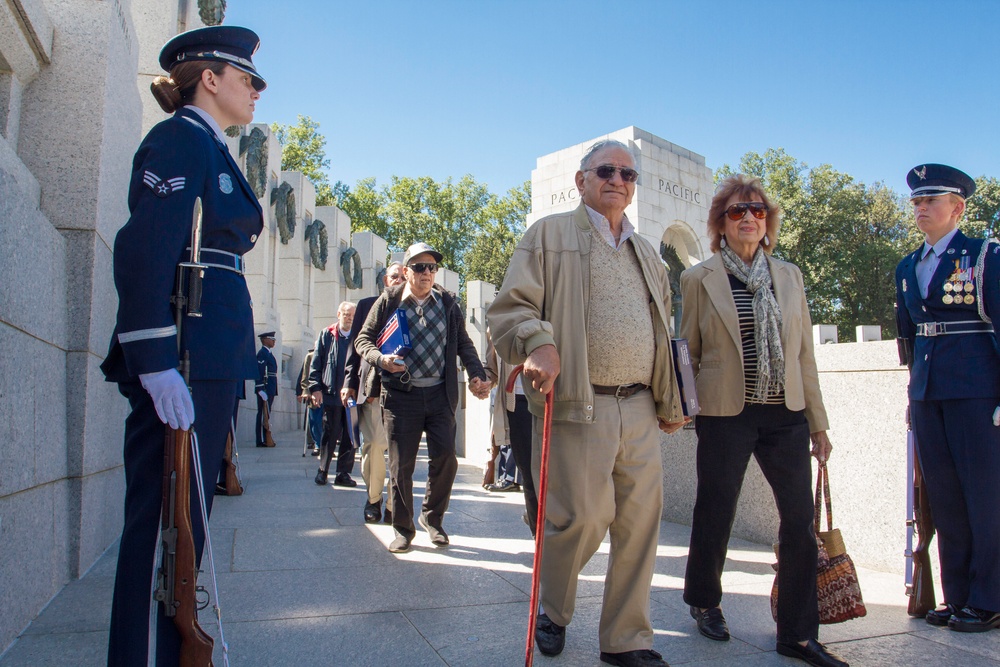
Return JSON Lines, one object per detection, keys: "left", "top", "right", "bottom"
{"left": 993, "top": 405, "right": 1000, "bottom": 427}
{"left": 258, "top": 390, "right": 268, "bottom": 401}
{"left": 139, "top": 369, "right": 194, "bottom": 430}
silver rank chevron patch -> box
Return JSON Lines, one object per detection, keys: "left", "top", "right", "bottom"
{"left": 143, "top": 170, "right": 186, "bottom": 198}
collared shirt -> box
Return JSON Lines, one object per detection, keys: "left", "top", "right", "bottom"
{"left": 585, "top": 204, "right": 635, "bottom": 250}
{"left": 184, "top": 104, "right": 228, "bottom": 144}
{"left": 401, "top": 283, "right": 440, "bottom": 306}
{"left": 917, "top": 227, "right": 959, "bottom": 298}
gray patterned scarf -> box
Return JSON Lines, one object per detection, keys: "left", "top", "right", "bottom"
{"left": 720, "top": 245, "right": 785, "bottom": 400}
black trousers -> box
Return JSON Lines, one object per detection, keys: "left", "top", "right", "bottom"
{"left": 683, "top": 403, "right": 818, "bottom": 643}
{"left": 318, "top": 398, "right": 356, "bottom": 476}
{"left": 255, "top": 393, "right": 274, "bottom": 446}
{"left": 108, "top": 379, "right": 238, "bottom": 667}
{"left": 382, "top": 383, "right": 457, "bottom": 539}
{"left": 912, "top": 397, "right": 1000, "bottom": 611}
{"left": 508, "top": 395, "right": 538, "bottom": 535}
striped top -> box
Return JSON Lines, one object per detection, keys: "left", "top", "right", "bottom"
{"left": 729, "top": 274, "right": 785, "bottom": 405}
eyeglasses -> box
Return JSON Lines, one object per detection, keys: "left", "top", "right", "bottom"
{"left": 725, "top": 202, "right": 769, "bottom": 221}
{"left": 408, "top": 262, "right": 438, "bottom": 274}
{"left": 585, "top": 165, "right": 639, "bottom": 183}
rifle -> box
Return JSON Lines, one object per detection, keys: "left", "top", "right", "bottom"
{"left": 897, "top": 304, "right": 936, "bottom": 617}
{"left": 154, "top": 198, "right": 215, "bottom": 665}
{"left": 222, "top": 418, "right": 244, "bottom": 496}
{"left": 261, "top": 400, "right": 276, "bottom": 447}
{"left": 905, "top": 410, "right": 936, "bottom": 617}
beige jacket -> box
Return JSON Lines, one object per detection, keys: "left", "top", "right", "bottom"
{"left": 679, "top": 252, "right": 829, "bottom": 432}
{"left": 487, "top": 204, "right": 684, "bottom": 424}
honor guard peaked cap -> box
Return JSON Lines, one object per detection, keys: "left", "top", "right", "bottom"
{"left": 259, "top": 331, "right": 276, "bottom": 340}
{"left": 403, "top": 242, "right": 443, "bottom": 265}
{"left": 907, "top": 163, "right": 976, "bottom": 200}
{"left": 159, "top": 26, "right": 267, "bottom": 91}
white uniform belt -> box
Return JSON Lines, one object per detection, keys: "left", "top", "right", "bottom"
{"left": 187, "top": 247, "right": 244, "bottom": 275}
{"left": 916, "top": 320, "right": 994, "bottom": 337}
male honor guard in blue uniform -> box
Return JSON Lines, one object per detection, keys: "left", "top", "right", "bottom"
{"left": 256, "top": 331, "right": 278, "bottom": 446}
{"left": 895, "top": 163, "right": 1000, "bottom": 632}
{"left": 101, "top": 25, "right": 266, "bottom": 665}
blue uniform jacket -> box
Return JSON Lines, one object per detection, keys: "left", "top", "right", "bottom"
{"left": 256, "top": 346, "right": 278, "bottom": 396}
{"left": 101, "top": 108, "right": 263, "bottom": 383}
{"left": 895, "top": 230, "right": 1000, "bottom": 400}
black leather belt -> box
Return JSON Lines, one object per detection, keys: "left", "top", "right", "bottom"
{"left": 187, "top": 247, "right": 245, "bottom": 275}
{"left": 916, "top": 320, "right": 994, "bottom": 337}
{"left": 593, "top": 383, "right": 649, "bottom": 399}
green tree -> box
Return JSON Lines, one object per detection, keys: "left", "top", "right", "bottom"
{"left": 964, "top": 176, "right": 1000, "bottom": 239}
{"left": 271, "top": 115, "right": 335, "bottom": 206}
{"left": 717, "top": 149, "right": 913, "bottom": 339}
{"left": 465, "top": 180, "right": 531, "bottom": 287}
{"left": 339, "top": 177, "right": 389, "bottom": 239}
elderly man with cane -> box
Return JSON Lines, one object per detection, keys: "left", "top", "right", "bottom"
{"left": 489, "top": 139, "right": 688, "bottom": 667}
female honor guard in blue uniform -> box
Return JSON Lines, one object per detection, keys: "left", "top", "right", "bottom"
{"left": 895, "top": 164, "right": 1000, "bottom": 633}
{"left": 100, "top": 26, "right": 266, "bottom": 665}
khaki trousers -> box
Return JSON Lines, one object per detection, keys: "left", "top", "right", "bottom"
{"left": 533, "top": 389, "right": 662, "bottom": 653}
{"left": 360, "top": 400, "right": 390, "bottom": 507}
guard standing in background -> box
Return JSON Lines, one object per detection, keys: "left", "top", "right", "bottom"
{"left": 895, "top": 163, "right": 1000, "bottom": 632}
{"left": 256, "top": 331, "right": 278, "bottom": 447}
{"left": 100, "top": 25, "right": 266, "bottom": 666}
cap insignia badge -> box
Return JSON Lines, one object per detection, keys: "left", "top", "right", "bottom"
{"left": 914, "top": 166, "right": 927, "bottom": 180}
{"left": 219, "top": 173, "right": 234, "bottom": 194}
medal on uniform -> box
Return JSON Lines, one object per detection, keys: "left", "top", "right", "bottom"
{"left": 903, "top": 278, "right": 908, "bottom": 292}
{"left": 964, "top": 282, "right": 974, "bottom": 293}
{"left": 964, "top": 294, "right": 975, "bottom": 305}
{"left": 943, "top": 294, "right": 954, "bottom": 304}
{"left": 943, "top": 282, "right": 953, "bottom": 292}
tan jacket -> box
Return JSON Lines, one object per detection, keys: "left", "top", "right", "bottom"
{"left": 488, "top": 203, "right": 684, "bottom": 424}
{"left": 679, "top": 252, "right": 829, "bottom": 432}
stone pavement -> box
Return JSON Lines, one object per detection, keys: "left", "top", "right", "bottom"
{"left": 3, "top": 429, "right": 998, "bottom": 667}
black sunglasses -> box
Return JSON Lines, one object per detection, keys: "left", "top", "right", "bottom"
{"left": 725, "top": 202, "right": 769, "bottom": 221}
{"left": 408, "top": 262, "right": 439, "bottom": 273}
{"left": 586, "top": 164, "right": 639, "bottom": 183}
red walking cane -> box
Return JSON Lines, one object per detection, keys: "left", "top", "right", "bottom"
{"left": 507, "top": 364, "right": 553, "bottom": 667}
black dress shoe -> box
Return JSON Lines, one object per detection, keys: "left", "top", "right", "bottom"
{"left": 363, "top": 501, "right": 381, "bottom": 523}
{"left": 690, "top": 606, "right": 729, "bottom": 641}
{"left": 535, "top": 613, "right": 565, "bottom": 656}
{"left": 948, "top": 606, "right": 1000, "bottom": 632}
{"left": 334, "top": 473, "right": 358, "bottom": 487}
{"left": 925, "top": 603, "right": 958, "bottom": 626}
{"left": 310, "top": 447, "right": 320, "bottom": 456}
{"left": 600, "top": 648, "right": 668, "bottom": 666}
{"left": 776, "top": 639, "right": 848, "bottom": 667}
{"left": 314, "top": 470, "right": 328, "bottom": 485}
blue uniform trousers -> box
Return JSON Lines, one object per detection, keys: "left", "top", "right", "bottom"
{"left": 108, "top": 379, "right": 238, "bottom": 667}
{"left": 911, "top": 397, "right": 1000, "bottom": 611}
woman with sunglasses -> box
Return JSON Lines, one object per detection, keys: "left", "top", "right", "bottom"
{"left": 679, "top": 175, "right": 846, "bottom": 667}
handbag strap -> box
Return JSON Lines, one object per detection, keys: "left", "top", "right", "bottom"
{"left": 813, "top": 461, "right": 834, "bottom": 533}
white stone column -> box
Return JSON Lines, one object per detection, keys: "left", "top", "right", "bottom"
{"left": 464, "top": 281, "right": 496, "bottom": 467}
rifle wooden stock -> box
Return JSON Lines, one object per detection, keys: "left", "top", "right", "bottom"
{"left": 161, "top": 427, "right": 215, "bottom": 666}
{"left": 908, "top": 453, "right": 937, "bottom": 617}
{"left": 261, "top": 401, "right": 276, "bottom": 447}
{"left": 222, "top": 430, "right": 244, "bottom": 496}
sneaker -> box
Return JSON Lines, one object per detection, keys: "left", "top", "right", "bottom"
{"left": 534, "top": 613, "right": 565, "bottom": 656}
{"left": 388, "top": 533, "right": 411, "bottom": 553}
{"left": 418, "top": 514, "right": 449, "bottom": 546}
{"left": 334, "top": 473, "right": 358, "bottom": 487}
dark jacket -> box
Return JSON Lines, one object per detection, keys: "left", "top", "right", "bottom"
{"left": 255, "top": 345, "right": 278, "bottom": 396}
{"left": 345, "top": 295, "right": 380, "bottom": 401}
{"left": 355, "top": 284, "right": 487, "bottom": 414}
{"left": 896, "top": 229, "right": 1000, "bottom": 401}
{"left": 101, "top": 107, "right": 263, "bottom": 383}
{"left": 308, "top": 323, "right": 352, "bottom": 405}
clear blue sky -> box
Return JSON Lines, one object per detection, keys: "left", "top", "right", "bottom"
{"left": 226, "top": 0, "right": 999, "bottom": 199}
